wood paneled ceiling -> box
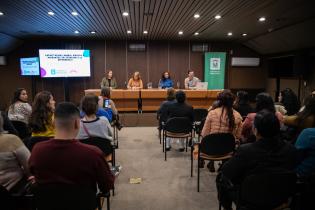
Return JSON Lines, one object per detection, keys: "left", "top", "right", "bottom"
{"left": 0, "top": 0, "right": 315, "bottom": 53}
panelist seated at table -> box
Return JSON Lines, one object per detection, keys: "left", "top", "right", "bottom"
{"left": 127, "top": 71, "right": 143, "bottom": 89}
{"left": 100, "top": 69, "right": 117, "bottom": 89}
{"left": 184, "top": 70, "right": 200, "bottom": 89}
{"left": 158, "top": 71, "right": 173, "bottom": 89}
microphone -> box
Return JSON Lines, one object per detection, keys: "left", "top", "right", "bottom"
{"left": 124, "top": 81, "right": 127, "bottom": 89}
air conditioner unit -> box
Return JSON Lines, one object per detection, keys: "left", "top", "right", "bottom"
{"left": 128, "top": 43, "right": 146, "bottom": 52}
{"left": 191, "top": 43, "right": 208, "bottom": 52}
{"left": 231, "top": 57, "right": 260, "bottom": 67}
{"left": 0, "top": 56, "right": 6, "bottom": 65}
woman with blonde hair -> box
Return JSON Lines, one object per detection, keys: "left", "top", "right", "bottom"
{"left": 127, "top": 71, "right": 143, "bottom": 89}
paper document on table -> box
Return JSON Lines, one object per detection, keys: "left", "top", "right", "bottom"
{"left": 130, "top": 177, "right": 142, "bottom": 184}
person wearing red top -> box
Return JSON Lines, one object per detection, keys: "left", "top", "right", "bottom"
{"left": 29, "top": 102, "right": 114, "bottom": 193}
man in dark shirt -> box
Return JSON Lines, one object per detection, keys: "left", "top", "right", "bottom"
{"left": 217, "top": 110, "right": 297, "bottom": 210}
{"left": 29, "top": 102, "right": 114, "bottom": 193}
{"left": 165, "top": 90, "right": 193, "bottom": 151}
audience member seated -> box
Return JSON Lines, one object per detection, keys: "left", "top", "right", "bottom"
{"left": 295, "top": 128, "right": 315, "bottom": 177}
{"left": 201, "top": 90, "right": 243, "bottom": 172}
{"left": 100, "top": 69, "right": 117, "bottom": 89}
{"left": 77, "top": 95, "right": 113, "bottom": 155}
{"left": 29, "top": 102, "right": 114, "bottom": 194}
{"left": 277, "top": 88, "right": 300, "bottom": 116}
{"left": 165, "top": 90, "right": 193, "bottom": 152}
{"left": 217, "top": 110, "right": 297, "bottom": 210}
{"left": 0, "top": 114, "right": 31, "bottom": 193}
{"left": 127, "top": 71, "right": 143, "bottom": 89}
{"left": 29, "top": 91, "right": 56, "bottom": 137}
{"left": 8, "top": 88, "right": 32, "bottom": 125}
{"left": 284, "top": 95, "right": 315, "bottom": 132}
{"left": 184, "top": 70, "right": 200, "bottom": 89}
{"left": 157, "top": 88, "right": 176, "bottom": 129}
{"left": 242, "top": 92, "right": 283, "bottom": 143}
{"left": 233, "top": 91, "right": 253, "bottom": 118}
{"left": 158, "top": 71, "right": 173, "bottom": 89}
{"left": 99, "top": 87, "right": 123, "bottom": 130}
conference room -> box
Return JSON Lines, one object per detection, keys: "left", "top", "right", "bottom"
{"left": 0, "top": 0, "right": 315, "bottom": 209}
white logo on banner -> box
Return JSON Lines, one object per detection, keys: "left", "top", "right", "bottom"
{"left": 210, "top": 58, "right": 221, "bottom": 74}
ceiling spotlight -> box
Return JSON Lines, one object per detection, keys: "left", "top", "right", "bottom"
{"left": 194, "top": 14, "right": 200, "bottom": 19}
{"left": 215, "top": 15, "right": 221, "bottom": 20}
{"left": 71, "top": 11, "right": 79, "bottom": 16}
{"left": 123, "top": 12, "right": 129, "bottom": 16}
{"left": 74, "top": 30, "right": 79, "bottom": 34}
{"left": 0, "top": 11, "right": 4, "bottom": 16}
{"left": 127, "top": 30, "right": 132, "bottom": 34}
{"left": 91, "top": 31, "right": 96, "bottom": 34}
{"left": 48, "top": 11, "right": 54, "bottom": 16}
{"left": 178, "top": 31, "right": 183, "bottom": 35}
{"left": 194, "top": 32, "right": 199, "bottom": 36}
{"left": 258, "top": 17, "right": 266, "bottom": 22}
{"left": 227, "top": 32, "right": 233, "bottom": 36}
{"left": 242, "top": 33, "right": 247, "bottom": 36}
{"left": 143, "top": 30, "right": 148, "bottom": 34}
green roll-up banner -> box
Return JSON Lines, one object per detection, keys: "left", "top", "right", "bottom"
{"left": 204, "top": 52, "right": 226, "bottom": 89}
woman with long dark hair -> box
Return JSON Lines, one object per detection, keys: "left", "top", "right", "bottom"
{"left": 29, "top": 91, "right": 55, "bottom": 137}
{"left": 158, "top": 71, "right": 173, "bottom": 89}
{"left": 201, "top": 90, "right": 243, "bottom": 172}
{"left": 8, "top": 88, "right": 32, "bottom": 124}
{"left": 100, "top": 69, "right": 117, "bottom": 89}
{"left": 278, "top": 88, "right": 300, "bottom": 115}
{"left": 234, "top": 90, "right": 253, "bottom": 118}
{"left": 284, "top": 95, "right": 315, "bottom": 130}
{"left": 242, "top": 92, "right": 283, "bottom": 142}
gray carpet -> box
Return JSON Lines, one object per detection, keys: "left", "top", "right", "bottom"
{"left": 110, "top": 127, "right": 219, "bottom": 210}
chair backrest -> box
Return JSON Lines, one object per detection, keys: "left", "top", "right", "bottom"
{"left": 200, "top": 133, "right": 235, "bottom": 155}
{"left": 25, "top": 136, "right": 52, "bottom": 152}
{"left": 239, "top": 171, "right": 297, "bottom": 209}
{"left": 164, "top": 117, "right": 193, "bottom": 134}
{"left": 193, "top": 108, "right": 208, "bottom": 122}
{"left": 34, "top": 184, "right": 97, "bottom": 210}
{"left": 80, "top": 137, "right": 113, "bottom": 156}
{"left": 10, "top": 120, "right": 31, "bottom": 139}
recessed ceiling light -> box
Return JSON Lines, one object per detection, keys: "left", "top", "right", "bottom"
{"left": 178, "top": 31, "right": 183, "bottom": 35}
{"left": 143, "top": 30, "right": 148, "bottom": 34}
{"left": 123, "top": 12, "right": 129, "bottom": 16}
{"left": 91, "top": 31, "right": 96, "bottom": 34}
{"left": 194, "top": 32, "right": 199, "bottom": 36}
{"left": 194, "top": 14, "right": 200, "bottom": 19}
{"left": 258, "top": 17, "right": 266, "bottom": 22}
{"left": 48, "top": 11, "right": 54, "bottom": 16}
{"left": 227, "top": 32, "right": 233, "bottom": 36}
{"left": 71, "top": 11, "right": 79, "bottom": 16}
{"left": 127, "top": 30, "right": 132, "bottom": 34}
{"left": 0, "top": 11, "right": 4, "bottom": 16}
{"left": 242, "top": 33, "right": 247, "bottom": 36}
{"left": 215, "top": 15, "right": 221, "bottom": 20}
{"left": 74, "top": 30, "right": 79, "bottom": 34}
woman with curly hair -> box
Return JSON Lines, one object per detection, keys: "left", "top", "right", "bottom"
{"left": 29, "top": 91, "right": 55, "bottom": 137}
{"left": 278, "top": 88, "right": 300, "bottom": 115}
{"left": 8, "top": 88, "right": 32, "bottom": 124}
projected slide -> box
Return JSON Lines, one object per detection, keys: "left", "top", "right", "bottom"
{"left": 39, "top": 49, "right": 91, "bottom": 77}
{"left": 20, "top": 57, "right": 40, "bottom": 76}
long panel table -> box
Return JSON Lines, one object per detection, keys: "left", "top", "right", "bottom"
{"left": 84, "top": 89, "right": 222, "bottom": 112}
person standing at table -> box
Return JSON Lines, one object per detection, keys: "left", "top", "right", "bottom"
{"left": 158, "top": 71, "right": 173, "bottom": 89}
{"left": 100, "top": 69, "right": 117, "bottom": 89}
{"left": 184, "top": 70, "right": 200, "bottom": 89}
{"left": 127, "top": 71, "right": 143, "bottom": 89}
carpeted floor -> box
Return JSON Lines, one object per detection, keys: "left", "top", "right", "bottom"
{"left": 110, "top": 127, "right": 219, "bottom": 210}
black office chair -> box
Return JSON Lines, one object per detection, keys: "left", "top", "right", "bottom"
{"left": 10, "top": 120, "right": 31, "bottom": 140}
{"left": 193, "top": 133, "right": 236, "bottom": 191}
{"left": 162, "top": 117, "right": 193, "bottom": 161}
{"left": 235, "top": 171, "right": 297, "bottom": 210}
{"left": 80, "top": 137, "right": 115, "bottom": 166}
{"left": 34, "top": 184, "right": 110, "bottom": 210}
{"left": 25, "top": 136, "right": 52, "bottom": 152}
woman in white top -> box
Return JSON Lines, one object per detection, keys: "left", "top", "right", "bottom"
{"left": 8, "top": 88, "right": 32, "bottom": 124}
